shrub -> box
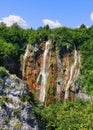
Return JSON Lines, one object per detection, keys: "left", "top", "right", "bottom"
{"left": 0, "top": 66, "right": 8, "bottom": 78}
{"left": 20, "top": 94, "right": 31, "bottom": 102}
{"left": 2, "top": 96, "right": 13, "bottom": 103}
{"left": 0, "top": 97, "right": 6, "bottom": 107}
{"left": 4, "top": 117, "right": 9, "bottom": 125}
{"left": 15, "top": 121, "right": 22, "bottom": 129}
{"left": 13, "top": 109, "right": 19, "bottom": 118}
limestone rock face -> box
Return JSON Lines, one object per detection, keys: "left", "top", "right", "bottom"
{"left": 0, "top": 74, "right": 41, "bottom": 130}
{"left": 22, "top": 40, "right": 81, "bottom": 106}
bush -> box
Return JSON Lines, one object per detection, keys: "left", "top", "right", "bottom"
{"left": 0, "top": 99, "right": 6, "bottom": 107}
{"left": 34, "top": 100, "right": 93, "bottom": 130}
{"left": 0, "top": 66, "right": 8, "bottom": 78}
{"left": 15, "top": 121, "right": 22, "bottom": 129}
{"left": 2, "top": 96, "right": 13, "bottom": 103}
{"left": 20, "top": 94, "right": 31, "bottom": 102}
{"left": 4, "top": 117, "right": 9, "bottom": 125}
{"left": 13, "top": 109, "right": 19, "bottom": 118}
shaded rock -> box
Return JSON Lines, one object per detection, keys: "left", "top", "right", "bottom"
{"left": 75, "top": 90, "right": 91, "bottom": 101}
{"left": 0, "top": 86, "right": 3, "bottom": 95}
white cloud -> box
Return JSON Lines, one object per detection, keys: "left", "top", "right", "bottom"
{"left": 90, "top": 12, "right": 93, "bottom": 22}
{"left": 0, "top": 15, "right": 28, "bottom": 28}
{"left": 42, "top": 19, "right": 62, "bottom": 28}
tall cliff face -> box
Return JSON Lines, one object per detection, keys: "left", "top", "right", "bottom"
{"left": 61, "top": 46, "right": 81, "bottom": 101}
{"left": 22, "top": 40, "right": 81, "bottom": 106}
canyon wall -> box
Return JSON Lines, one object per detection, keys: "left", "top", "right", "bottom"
{"left": 22, "top": 40, "right": 81, "bottom": 106}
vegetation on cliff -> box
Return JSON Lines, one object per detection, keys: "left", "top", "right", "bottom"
{"left": 34, "top": 99, "right": 93, "bottom": 130}
{"left": 0, "top": 66, "right": 8, "bottom": 78}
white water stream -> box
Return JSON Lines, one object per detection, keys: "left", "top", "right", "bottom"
{"left": 37, "top": 41, "right": 50, "bottom": 102}
{"left": 22, "top": 44, "right": 30, "bottom": 80}
{"left": 65, "top": 45, "right": 78, "bottom": 100}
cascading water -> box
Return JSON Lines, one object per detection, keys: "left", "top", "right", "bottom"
{"left": 65, "top": 45, "right": 79, "bottom": 100}
{"left": 22, "top": 44, "right": 30, "bottom": 80}
{"left": 37, "top": 41, "right": 50, "bottom": 102}
{"left": 22, "top": 40, "right": 81, "bottom": 105}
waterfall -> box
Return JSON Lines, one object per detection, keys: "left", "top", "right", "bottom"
{"left": 65, "top": 45, "right": 78, "bottom": 100}
{"left": 22, "top": 44, "right": 30, "bottom": 80}
{"left": 37, "top": 41, "right": 50, "bottom": 102}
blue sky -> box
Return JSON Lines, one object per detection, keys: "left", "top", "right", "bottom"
{"left": 0, "top": 0, "right": 93, "bottom": 29}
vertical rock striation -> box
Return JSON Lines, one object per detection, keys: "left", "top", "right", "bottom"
{"left": 22, "top": 40, "right": 81, "bottom": 105}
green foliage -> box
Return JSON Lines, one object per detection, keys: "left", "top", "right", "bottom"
{"left": 0, "top": 23, "right": 27, "bottom": 76}
{"left": 0, "top": 39, "right": 18, "bottom": 62}
{"left": 0, "top": 96, "right": 13, "bottom": 108}
{"left": 0, "top": 23, "right": 27, "bottom": 46}
{"left": 2, "top": 96, "right": 13, "bottom": 103}
{"left": 15, "top": 121, "right": 22, "bottom": 129}
{"left": 20, "top": 94, "right": 31, "bottom": 102}
{"left": 0, "top": 99, "right": 6, "bottom": 107}
{"left": 78, "top": 39, "right": 93, "bottom": 95}
{"left": 13, "top": 109, "right": 19, "bottom": 118}
{"left": 0, "top": 67, "right": 8, "bottom": 78}
{"left": 34, "top": 99, "right": 93, "bottom": 130}
{"left": 4, "top": 117, "right": 9, "bottom": 125}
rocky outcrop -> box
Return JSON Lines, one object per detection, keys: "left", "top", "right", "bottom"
{"left": 22, "top": 40, "right": 82, "bottom": 106}
{"left": 0, "top": 72, "right": 42, "bottom": 130}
